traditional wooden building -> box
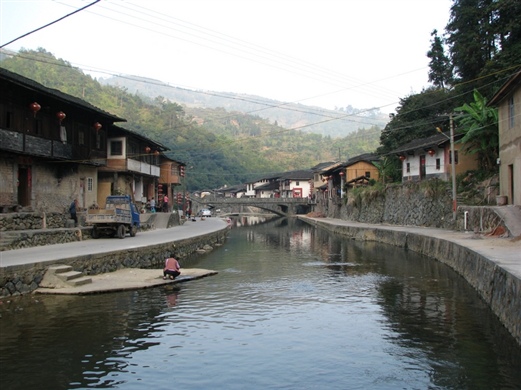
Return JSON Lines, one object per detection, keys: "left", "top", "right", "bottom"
{"left": 0, "top": 67, "right": 124, "bottom": 212}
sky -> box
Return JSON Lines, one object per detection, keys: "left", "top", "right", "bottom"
{"left": 0, "top": 0, "right": 453, "bottom": 113}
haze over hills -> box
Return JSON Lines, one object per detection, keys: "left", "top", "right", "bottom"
{"left": 99, "top": 75, "right": 389, "bottom": 138}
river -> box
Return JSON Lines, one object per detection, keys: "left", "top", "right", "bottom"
{"left": 1, "top": 217, "right": 520, "bottom": 389}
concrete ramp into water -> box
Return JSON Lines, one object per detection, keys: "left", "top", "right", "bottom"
{"left": 139, "top": 212, "right": 174, "bottom": 230}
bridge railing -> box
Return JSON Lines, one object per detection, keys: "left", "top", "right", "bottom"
{"left": 198, "top": 196, "right": 314, "bottom": 205}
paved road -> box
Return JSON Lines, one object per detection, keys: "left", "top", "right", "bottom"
{"left": 0, "top": 218, "right": 228, "bottom": 268}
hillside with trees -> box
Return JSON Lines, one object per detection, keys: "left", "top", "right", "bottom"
{"left": 0, "top": 48, "right": 381, "bottom": 190}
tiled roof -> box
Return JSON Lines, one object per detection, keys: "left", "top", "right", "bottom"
{"left": 390, "top": 132, "right": 453, "bottom": 154}
{"left": 256, "top": 181, "right": 280, "bottom": 191}
{"left": 0, "top": 67, "right": 125, "bottom": 122}
{"left": 344, "top": 153, "right": 380, "bottom": 166}
{"left": 489, "top": 69, "right": 521, "bottom": 106}
{"left": 278, "top": 169, "right": 313, "bottom": 180}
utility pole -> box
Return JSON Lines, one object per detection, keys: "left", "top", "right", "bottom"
{"left": 449, "top": 113, "right": 457, "bottom": 221}
{"left": 436, "top": 113, "right": 457, "bottom": 221}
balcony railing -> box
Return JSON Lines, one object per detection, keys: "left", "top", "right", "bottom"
{"left": 0, "top": 128, "right": 72, "bottom": 159}
{"left": 127, "top": 158, "right": 160, "bottom": 177}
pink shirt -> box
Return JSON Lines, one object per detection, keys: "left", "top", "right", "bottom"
{"left": 164, "top": 258, "right": 180, "bottom": 271}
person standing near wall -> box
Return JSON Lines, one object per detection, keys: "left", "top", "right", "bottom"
{"left": 69, "top": 198, "right": 78, "bottom": 226}
{"left": 163, "top": 195, "right": 169, "bottom": 212}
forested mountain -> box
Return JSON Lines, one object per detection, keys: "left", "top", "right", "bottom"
{"left": 98, "top": 75, "right": 388, "bottom": 138}
{"left": 0, "top": 48, "right": 381, "bottom": 190}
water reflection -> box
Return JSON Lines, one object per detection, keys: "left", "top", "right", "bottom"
{"left": 1, "top": 217, "right": 520, "bottom": 389}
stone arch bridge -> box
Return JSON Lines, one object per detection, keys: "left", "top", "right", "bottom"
{"left": 196, "top": 197, "right": 315, "bottom": 217}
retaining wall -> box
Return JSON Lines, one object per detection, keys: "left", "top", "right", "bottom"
{"left": 303, "top": 218, "right": 521, "bottom": 346}
{"left": 0, "top": 227, "right": 229, "bottom": 297}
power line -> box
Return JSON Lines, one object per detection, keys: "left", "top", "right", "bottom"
{"left": 0, "top": 0, "right": 101, "bottom": 49}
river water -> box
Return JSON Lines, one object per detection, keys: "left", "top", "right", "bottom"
{"left": 1, "top": 217, "right": 520, "bottom": 389}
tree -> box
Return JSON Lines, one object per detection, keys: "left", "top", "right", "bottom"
{"left": 378, "top": 88, "right": 458, "bottom": 155}
{"left": 446, "top": 0, "right": 497, "bottom": 84}
{"left": 427, "top": 29, "right": 453, "bottom": 90}
{"left": 454, "top": 89, "right": 498, "bottom": 172}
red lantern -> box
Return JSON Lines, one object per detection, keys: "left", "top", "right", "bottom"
{"left": 145, "top": 146, "right": 151, "bottom": 153}
{"left": 154, "top": 150, "right": 160, "bottom": 156}
{"left": 428, "top": 149, "right": 435, "bottom": 156}
{"left": 399, "top": 155, "right": 406, "bottom": 161}
{"left": 339, "top": 171, "right": 345, "bottom": 177}
{"left": 56, "top": 111, "right": 66, "bottom": 123}
{"left": 29, "top": 102, "right": 41, "bottom": 117}
{"left": 94, "top": 122, "right": 102, "bottom": 132}
{"left": 180, "top": 166, "right": 185, "bottom": 177}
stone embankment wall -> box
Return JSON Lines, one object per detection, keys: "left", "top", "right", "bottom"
{"left": 336, "top": 181, "right": 456, "bottom": 228}
{"left": 0, "top": 212, "right": 68, "bottom": 230}
{"left": 304, "top": 218, "right": 521, "bottom": 346}
{"left": 0, "top": 227, "right": 229, "bottom": 297}
{"left": 320, "top": 181, "right": 509, "bottom": 235}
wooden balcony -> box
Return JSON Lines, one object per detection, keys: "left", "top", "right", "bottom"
{"left": 0, "top": 128, "right": 72, "bottom": 160}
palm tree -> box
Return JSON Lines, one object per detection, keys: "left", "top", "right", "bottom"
{"left": 455, "top": 90, "right": 498, "bottom": 173}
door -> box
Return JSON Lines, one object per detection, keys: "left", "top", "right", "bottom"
{"left": 419, "top": 155, "right": 426, "bottom": 180}
{"left": 17, "top": 166, "right": 31, "bottom": 207}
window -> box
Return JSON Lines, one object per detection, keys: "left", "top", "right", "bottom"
{"left": 78, "top": 130, "right": 85, "bottom": 145}
{"left": 436, "top": 158, "right": 441, "bottom": 170}
{"left": 406, "top": 163, "right": 410, "bottom": 173}
{"left": 96, "top": 132, "right": 101, "bottom": 149}
{"left": 87, "top": 177, "right": 93, "bottom": 192}
{"left": 365, "top": 171, "right": 371, "bottom": 178}
{"left": 509, "top": 96, "right": 515, "bottom": 128}
{"left": 33, "top": 118, "right": 42, "bottom": 135}
{"left": 110, "top": 140, "right": 123, "bottom": 156}
{"left": 5, "top": 111, "right": 13, "bottom": 128}
{"left": 449, "top": 150, "right": 459, "bottom": 165}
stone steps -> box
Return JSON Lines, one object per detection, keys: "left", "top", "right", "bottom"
{"left": 40, "top": 265, "right": 92, "bottom": 288}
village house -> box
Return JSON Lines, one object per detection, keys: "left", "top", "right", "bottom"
{"left": 391, "top": 132, "right": 478, "bottom": 183}
{"left": 343, "top": 153, "right": 380, "bottom": 187}
{"left": 97, "top": 125, "right": 166, "bottom": 208}
{"left": 278, "top": 169, "right": 313, "bottom": 198}
{"left": 488, "top": 69, "right": 521, "bottom": 206}
{"left": 312, "top": 161, "right": 342, "bottom": 199}
{"left": 245, "top": 173, "right": 282, "bottom": 198}
{"left": 0, "top": 67, "right": 124, "bottom": 213}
